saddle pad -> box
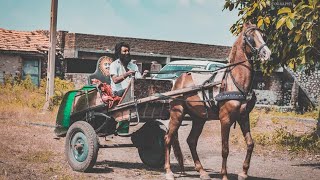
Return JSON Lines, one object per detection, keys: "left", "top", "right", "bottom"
{"left": 190, "top": 69, "right": 226, "bottom": 104}
{"left": 190, "top": 69, "right": 226, "bottom": 86}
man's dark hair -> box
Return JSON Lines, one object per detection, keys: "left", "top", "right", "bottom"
{"left": 114, "top": 42, "right": 130, "bottom": 60}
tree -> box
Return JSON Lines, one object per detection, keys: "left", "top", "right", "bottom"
{"left": 224, "top": 0, "right": 320, "bottom": 73}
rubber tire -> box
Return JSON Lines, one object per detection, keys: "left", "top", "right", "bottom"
{"left": 137, "top": 123, "right": 166, "bottom": 168}
{"left": 65, "top": 121, "right": 99, "bottom": 172}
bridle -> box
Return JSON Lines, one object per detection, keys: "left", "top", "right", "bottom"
{"left": 243, "top": 27, "right": 267, "bottom": 57}
{"left": 226, "top": 26, "right": 268, "bottom": 97}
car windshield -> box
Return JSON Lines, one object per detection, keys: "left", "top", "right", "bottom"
{"left": 154, "top": 64, "right": 206, "bottom": 79}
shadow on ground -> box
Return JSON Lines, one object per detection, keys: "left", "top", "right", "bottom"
{"left": 292, "top": 163, "right": 320, "bottom": 169}
{"left": 91, "top": 160, "right": 172, "bottom": 173}
{"left": 91, "top": 161, "right": 279, "bottom": 180}
{"left": 176, "top": 172, "right": 279, "bottom": 180}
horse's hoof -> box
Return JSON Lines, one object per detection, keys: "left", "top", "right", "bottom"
{"left": 165, "top": 172, "right": 175, "bottom": 180}
{"left": 200, "top": 172, "right": 211, "bottom": 180}
{"left": 222, "top": 176, "right": 229, "bottom": 180}
{"left": 238, "top": 173, "right": 248, "bottom": 180}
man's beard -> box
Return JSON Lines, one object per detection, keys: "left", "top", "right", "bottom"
{"left": 120, "top": 54, "right": 131, "bottom": 65}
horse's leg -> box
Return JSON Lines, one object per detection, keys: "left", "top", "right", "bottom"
{"left": 238, "top": 114, "right": 254, "bottom": 180}
{"left": 186, "top": 118, "right": 210, "bottom": 179}
{"left": 220, "top": 117, "right": 232, "bottom": 180}
{"left": 164, "top": 103, "right": 184, "bottom": 180}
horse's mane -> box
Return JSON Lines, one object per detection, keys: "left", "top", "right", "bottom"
{"left": 228, "top": 23, "right": 256, "bottom": 63}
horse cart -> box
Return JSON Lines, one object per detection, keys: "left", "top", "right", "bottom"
{"left": 54, "top": 77, "right": 175, "bottom": 171}
{"left": 55, "top": 72, "right": 222, "bottom": 172}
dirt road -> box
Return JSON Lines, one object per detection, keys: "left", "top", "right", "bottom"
{"left": 0, "top": 114, "right": 319, "bottom": 180}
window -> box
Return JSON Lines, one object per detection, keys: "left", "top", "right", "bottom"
{"left": 66, "top": 59, "right": 97, "bottom": 73}
{"left": 154, "top": 64, "right": 205, "bottom": 79}
{"left": 208, "top": 64, "right": 224, "bottom": 71}
{"left": 22, "top": 59, "right": 40, "bottom": 86}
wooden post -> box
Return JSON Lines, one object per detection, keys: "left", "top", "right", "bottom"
{"left": 44, "top": 0, "right": 58, "bottom": 109}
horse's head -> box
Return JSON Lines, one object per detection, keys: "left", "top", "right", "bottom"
{"left": 242, "top": 23, "right": 271, "bottom": 62}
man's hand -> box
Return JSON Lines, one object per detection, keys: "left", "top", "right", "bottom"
{"left": 142, "top": 70, "right": 149, "bottom": 78}
{"left": 91, "top": 78, "right": 102, "bottom": 85}
{"left": 124, "top": 70, "right": 135, "bottom": 78}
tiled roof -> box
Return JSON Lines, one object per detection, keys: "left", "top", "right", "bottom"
{"left": 0, "top": 28, "right": 50, "bottom": 53}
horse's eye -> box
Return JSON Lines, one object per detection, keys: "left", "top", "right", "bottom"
{"left": 262, "top": 34, "right": 267, "bottom": 41}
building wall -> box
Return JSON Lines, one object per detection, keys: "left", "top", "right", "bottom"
{"left": 294, "top": 70, "right": 320, "bottom": 106}
{"left": 254, "top": 73, "right": 286, "bottom": 105}
{"left": 67, "top": 33, "right": 230, "bottom": 59}
{"left": 0, "top": 54, "right": 22, "bottom": 75}
{"left": 65, "top": 73, "right": 90, "bottom": 89}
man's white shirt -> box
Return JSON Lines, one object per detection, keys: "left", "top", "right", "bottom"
{"left": 109, "top": 59, "right": 142, "bottom": 92}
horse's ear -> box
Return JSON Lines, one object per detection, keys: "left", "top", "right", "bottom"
{"left": 243, "top": 22, "right": 249, "bottom": 30}
{"left": 243, "top": 21, "right": 253, "bottom": 31}
{"left": 243, "top": 21, "right": 252, "bottom": 28}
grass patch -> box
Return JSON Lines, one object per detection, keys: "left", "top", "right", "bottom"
{"left": 58, "top": 175, "right": 75, "bottom": 180}
{"left": 0, "top": 76, "right": 74, "bottom": 120}
{"left": 43, "top": 164, "right": 63, "bottom": 174}
{"left": 0, "top": 76, "right": 74, "bottom": 110}
{"left": 230, "top": 134, "right": 240, "bottom": 144}
{"left": 273, "top": 127, "right": 320, "bottom": 153}
{"left": 249, "top": 110, "right": 260, "bottom": 128}
{"left": 43, "top": 164, "right": 88, "bottom": 180}
{"left": 21, "top": 151, "right": 54, "bottom": 163}
{"left": 264, "top": 107, "right": 318, "bottom": 120}
{"left": 252, "top": 132, "right": 272, "bottom": 146}
{"left": 253, "top": 127, "right": 320, "bottom": 152}
{"left": 271, "top": 117, "right": 280, "bottom": 124}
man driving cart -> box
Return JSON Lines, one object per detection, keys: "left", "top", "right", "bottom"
{"left": 110, "top": 42, "right": 148, "bottom": 96}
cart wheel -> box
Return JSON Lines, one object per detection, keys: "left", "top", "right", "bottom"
{"left": 137, "top": 124, "right": 166, "bottom": 168}
{"left": 65, "top": 121, "right": 99, "bottom": 172}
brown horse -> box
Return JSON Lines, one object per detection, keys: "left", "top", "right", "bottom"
{"left": 164, "top": 23, "right": 271, "bottom": 180}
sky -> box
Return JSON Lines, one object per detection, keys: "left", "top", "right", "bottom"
{"left": 0, "top": 0, "right": 239, "bottom": 46}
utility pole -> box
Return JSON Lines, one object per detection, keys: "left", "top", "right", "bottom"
{"left": 44, "top": 0, "right": 58, "bottom": 109}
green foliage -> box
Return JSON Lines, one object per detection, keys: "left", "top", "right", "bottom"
{"left": 21, "top": 75, "right": 37, "bottom": 91}
{"left": 39, "top": 77, "right": 75, "bottom": 109}
{"left": 224, "top": 0, "right": 320, "bottom": 73}
{"left": 252, "top": 132, "right": 272, "bottom": 146}
{"left": 273, "top": 126, "right": 320, "bottom": 152}
{"left": 0, "top": 77, "right": 74, "bottom": 110}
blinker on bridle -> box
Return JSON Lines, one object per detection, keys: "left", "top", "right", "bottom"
{"left": 243, "top": 27, "right": 267, "bottom": 57}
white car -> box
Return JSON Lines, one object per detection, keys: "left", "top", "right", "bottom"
{"left": 153, "top": 60, "right": 226, "bottom": 80}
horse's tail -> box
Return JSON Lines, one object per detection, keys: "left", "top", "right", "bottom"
{"left": 172, "top": 133, "right": 184, "bottom": 173}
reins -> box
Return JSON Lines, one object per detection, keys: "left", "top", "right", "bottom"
{"left": 148, "top": 60, "right": 248, "bottom": 75}
{"left": 150, "top": 26, "right": 265, "bottom": 121}
{"left": 151, "top": 60, "right": 248, "bottom": 103}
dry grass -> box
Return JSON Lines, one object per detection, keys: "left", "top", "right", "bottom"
{"left": 265, "top": 107, "right": 318, "bottom": 120}
{"left": 249, "top": 108, "right": 319, "bottom": 152}
{"left": 20, "top": 151, "right": 54, "bottom": 163}
{"left": 249, "top": 110, "right": 260, "bottom": 128}
{"left": 0, "top": 76, "right": 74, "bottom": 123}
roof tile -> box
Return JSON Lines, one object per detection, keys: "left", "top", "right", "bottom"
{"left": 0, "top": 28, "right": 58, "bottom": 53}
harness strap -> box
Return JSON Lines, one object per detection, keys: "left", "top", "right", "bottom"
{"left": 201, "top": 86, "right": 210, "bottom": 119}
{"left": 215, "top": 91, "right": 247, "bottom": 102}
{"left": 229, "top": 70, "right": 248, "bottom": 95}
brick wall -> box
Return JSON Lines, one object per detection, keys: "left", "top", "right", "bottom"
{"left": 64, "top": 33, "right": 230, "bottom": 59}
